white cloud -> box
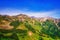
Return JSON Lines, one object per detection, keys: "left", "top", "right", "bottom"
{"left": 0, "top": 8, "right": 60, "bottom": 18}
{"left": 24, "top": 11, "right": 54, "bottom": 17}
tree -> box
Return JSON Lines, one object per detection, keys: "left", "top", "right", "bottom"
{"left": 57, "top": 22, "right": 60, "bottom": 27}
{"left": 41, "top": 20, "right": 59, "bottom": 38}
{"left": 10, "top": 20, "right": 20, "bottom": 29}
{"left": 24, "top": 21, "right": 36, "bottom": 33}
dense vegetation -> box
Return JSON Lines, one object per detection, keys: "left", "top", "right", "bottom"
{"left": 0, "top": 15, "right": 60, "bottom": 40}
{"left": 57, "top": 22, "right": 60, "bottom": 27}
{"left": 41, "top": 20, "right": 60, "bottom": 39}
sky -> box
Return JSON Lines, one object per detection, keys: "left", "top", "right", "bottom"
{"left": 0, "top": 0, "right": 60, "bottom": 18}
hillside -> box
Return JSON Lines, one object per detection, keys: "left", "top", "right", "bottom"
{"left": 0, "top": 14, "right": 60, "bottom": 40}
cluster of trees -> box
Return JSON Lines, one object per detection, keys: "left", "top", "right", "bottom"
{"left": 41, "top": 20, "right": 60, "bottom": 38}
{"left": 0, "top": 20, "right": 27, "bottom": 40}
{"left": 24, "top": 21, "right": 36, "bottom": 33}
{"left": 0, "top": 19, "right": 60, "bottom": 40}
{"left": 57, "top": 22, "right": 60, "bottom": 27}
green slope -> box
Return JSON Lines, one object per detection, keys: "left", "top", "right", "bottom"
{"left": 0, "top": 15, "right": 60, "bottom": 40}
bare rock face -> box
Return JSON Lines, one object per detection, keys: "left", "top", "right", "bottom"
{"left": 0, "top": 14, "right": 60, "bottom": 40}
{"left": 0, "top": 14, "right": 60, "bottom": 30}
{"left": 39, "top": 17, "right": 60, "bottom": 23}
{"left": 15, "top": 14, "right": 30, "bottom": 22}
{"left": 0, "top": 25, "right": 13, "bottom": 30}
{"left": 38, "top": 17, "right": 54, "bottom": 22}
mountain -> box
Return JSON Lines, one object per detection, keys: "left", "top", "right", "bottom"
{"left": 0, "top": 14, "right": 60, "bottom": 40}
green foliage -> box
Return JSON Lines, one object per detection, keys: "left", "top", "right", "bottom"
{"left": 0, "top": 37, "right": 14, "bottom": 40}
{"left": 24, "top": 21, "right": 36, "bottom": 33}
{"left": 0, "top": 17, "right": 60, "bottom": 40}
{"left": 0, "top": 29, "right": 12, "bottom": 34}
{"left": 0, "top": 29, "right": 28, "bottom": 40}
{"left": 57, "top": 22, "right": 60, "bottom": 27}
{"left": 10, "top": 20, "right": 20, "bottom": 28}
{"left": 41, "top": 20, "right": 59, "bottom": 38}
{"left": 57, "top": 30, "right": 60, "bottom": 37}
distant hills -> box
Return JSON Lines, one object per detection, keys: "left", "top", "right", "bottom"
{"left": 0, "top": 14, "right": 60, "bottom": 40}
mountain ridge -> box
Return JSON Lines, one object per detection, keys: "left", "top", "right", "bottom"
{"left": 0, "top": 14, "right": 60, "bottom": 40}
